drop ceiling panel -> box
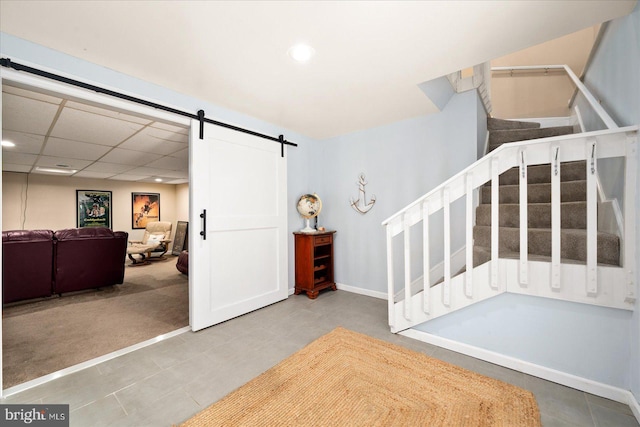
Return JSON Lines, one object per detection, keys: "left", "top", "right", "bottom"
{"left": 65, "top": 100, "right": 153, "bottom": 125}
{"left": 3, "top": 164, "right": 32, "bottom": 173}
{"left": 83, "top": 161, "right": 134, "bottom": 174}
{"left": 73, "top": 171, "right": 116, "bottom": 179}
{"left": 99, "top": 148, "right": 163, "bottom": 165}
{"left": 144, "top": 156, "right": 188, "bottom": 171}
{"left": 2, "top": 130, "right": 45, "bottom": 154}
{"left": 151, "top": 122, "right": 189, "bottom": 135}
{"left": 3, "top": 85, "right": 64, "bottom": 104}
{"left": 118, "top": 130, "right": 186, "bottom": 155}
{"left": 2, "top": 92, "right": 60, "bottom": 135}
{"left": 146, "top": 126, "right": 189, "bottom": 143}
{"left": 43, "top": 137, "right": 112, "bottom": 160}
{"left": 169, "top": 148, "right": 189, "bottom": 160}
{"left": 108, "top": 174, "right": 150, "bottom": 181}
{"left": 36, "top": 155, "right": 92, "bottom": 169}
{"left": 3, "top": 152, "right": 38, "bottom": 166}
{"left": 51, "top": 107, "right": 144, "bottom": 146}
{"left": 156, "top": 170, "right": 188, "bottom": 179}
{"left": 125, "top": 166, "right": 167, "bottom": 176}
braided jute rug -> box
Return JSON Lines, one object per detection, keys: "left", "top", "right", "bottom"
{"left": 180, "top": 327, "right": 540, "bottom": 427}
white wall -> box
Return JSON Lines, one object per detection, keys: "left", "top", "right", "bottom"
{"left": 491, "top": 26, "right": 599, "bottom": 119}
{"left": 580, "top": 2, "right": 640, "bottom": 405}
{"left": 175, "top": 183, "right": 189, "bottom": 222}
{"left": 2, "top": 172, "right": 178, "bottom": 242}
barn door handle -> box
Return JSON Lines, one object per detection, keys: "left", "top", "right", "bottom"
{"left": 200, "top": 209, "right": 207, "bottom": 240}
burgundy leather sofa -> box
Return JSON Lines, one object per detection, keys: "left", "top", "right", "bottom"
{"left": 176, "top": 250, "right": 188, "bottom": 275}
{"left": 2, "top": 227, "right": 128, "bottom": 304}
{"left": 54, "top": 228, "right": 128, "bottom": 294}
{"left": 2, "top": 230, "right": 55, "bottom": 304}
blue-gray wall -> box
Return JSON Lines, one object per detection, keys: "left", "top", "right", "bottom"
{"left": 313, "top": 90, "right": 480, "bottom": 294}
{"left": 581, "top": 1, "right": 640, "bottom": 405}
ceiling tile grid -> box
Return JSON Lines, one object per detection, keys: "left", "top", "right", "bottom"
{"left": 2, "top": 86, "right": 190, "bottom": 183}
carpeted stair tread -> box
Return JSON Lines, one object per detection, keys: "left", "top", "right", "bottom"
{"left": 489, "top": 126, "right": 575, "bottom": 148}
{"left": 498, "top": 161, "right": 586, "bottom": 185}
{"left": 473, "top": 226, "right": 620, "bottom": 266}
{"left": 475, "top": 201, "right": 586, "bottom": 229}
{"left": 481, "top": 180, "right": 587, "bottom": 204}
{"left": 487, "top": 117, "right": 541, "bottom": 131}
{"left": 470, "top": 117, "right": 619, "bottom": 271}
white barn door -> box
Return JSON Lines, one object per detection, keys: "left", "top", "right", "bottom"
{"left": 189, "top": 120, "right": 288, "bottom": 331}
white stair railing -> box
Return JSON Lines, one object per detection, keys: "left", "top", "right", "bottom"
{"left": 382, "top": 126, "right": 638, "bottom": 333}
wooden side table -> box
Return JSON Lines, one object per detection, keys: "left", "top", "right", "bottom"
{"left": 294, "top": 231, "right": 336, "bottom": 299}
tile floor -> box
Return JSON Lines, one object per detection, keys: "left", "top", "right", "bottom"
{"left": 2, "top": 290, "right": 639, "bottom": 427}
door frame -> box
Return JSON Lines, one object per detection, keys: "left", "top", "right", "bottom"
{"left": 0, "top": 65, "right": 192, "bottom": 397}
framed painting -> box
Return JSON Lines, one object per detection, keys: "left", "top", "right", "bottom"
{"left": 172, "top": 221, "right": 189, "bottom": 255}
{"left": 132, "top": 192, "right": 160, "bottom": 229}
{"left": 77, "top": 190, "right": 112, "bottom": 228}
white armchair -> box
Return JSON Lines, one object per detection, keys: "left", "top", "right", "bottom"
{"left": 127, "top": 221, "right": 172, "bottom": 265}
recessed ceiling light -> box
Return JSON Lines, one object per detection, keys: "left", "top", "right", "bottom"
{"left": 2, "top": 140, "right": 15, "bottom": 147}
{"left": 155, "top": 178, "right": 163, "bottom": 182}
{"left": 288, "top": 44, "right": 315, "bottom": 62}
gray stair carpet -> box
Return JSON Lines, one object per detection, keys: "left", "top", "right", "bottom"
{"left": 488, "top": 126, "right": 575, "bottom": 152}
{"left": 487, "top": 118, "right": 541, "bottom": 131}
{"left": 472, "top": 118, "right": 620, "bottom": 268}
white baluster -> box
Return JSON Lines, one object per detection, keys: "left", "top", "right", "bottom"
{"left": 465, "top": 172, "right": 474, "bottom": 297}
{"left": 443, "top": 187, "right": 451, "bottom": 307}
{"left": 551, "top": 146, "right": 561, "bottom": 290}
{"left": 422, "top": 200, "right": 431, "bottom": 314}
{"left": 519, "top": 149, "right": 528, "bottom": 286}
{"left": 403, "top": 214, "right": 412, "bottom": 320}
{"left": 624, "top": 134, "right": 637, "bottom": 303}
{"left": 491, "top": 156, "right": 500, "bottom": 290}
{"left": 386, "top": 224, "right": 395, "bottom": 329}
{"left": 586, "top": 139, "right": 597, "bottom": 295}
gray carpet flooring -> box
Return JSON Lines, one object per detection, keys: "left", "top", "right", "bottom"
{"left": 475, "top": 118, "right": 620, "bottom": 267}
{"left": 2, "top": 256, "right": 189, "bottom": 388}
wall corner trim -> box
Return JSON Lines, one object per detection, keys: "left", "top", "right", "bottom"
{"left": 336, "top": 283, "right": 387, "bottom": 300}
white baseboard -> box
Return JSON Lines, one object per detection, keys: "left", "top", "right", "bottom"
{"left": 401, "top": 328, "right": 640, "bottom": 423}
{"left": 336, "top": 282, "right": 387, "bottom": 300}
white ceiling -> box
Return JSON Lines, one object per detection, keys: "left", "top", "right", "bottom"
{"left": 0, "top": 1, "right": 637, "bottom": 142}
{"left": 2, "top": 85, "right": 189, "bottom": 183}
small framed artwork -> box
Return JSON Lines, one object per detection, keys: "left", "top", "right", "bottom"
{"left": 77, "top": 190, "right": 112, "bottom": 228}
{"left": 132, "top": 192, "right": 160, "bottom": 229}
{"left": 172, "top": 221, "right": 189, "bottom": 255}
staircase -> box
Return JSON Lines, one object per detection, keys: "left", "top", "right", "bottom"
{"left": 473, "top": 118, "right": 620, "bottom": 268}
{"left": 382, "top": 118, "right": 638, "bottom": 333}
